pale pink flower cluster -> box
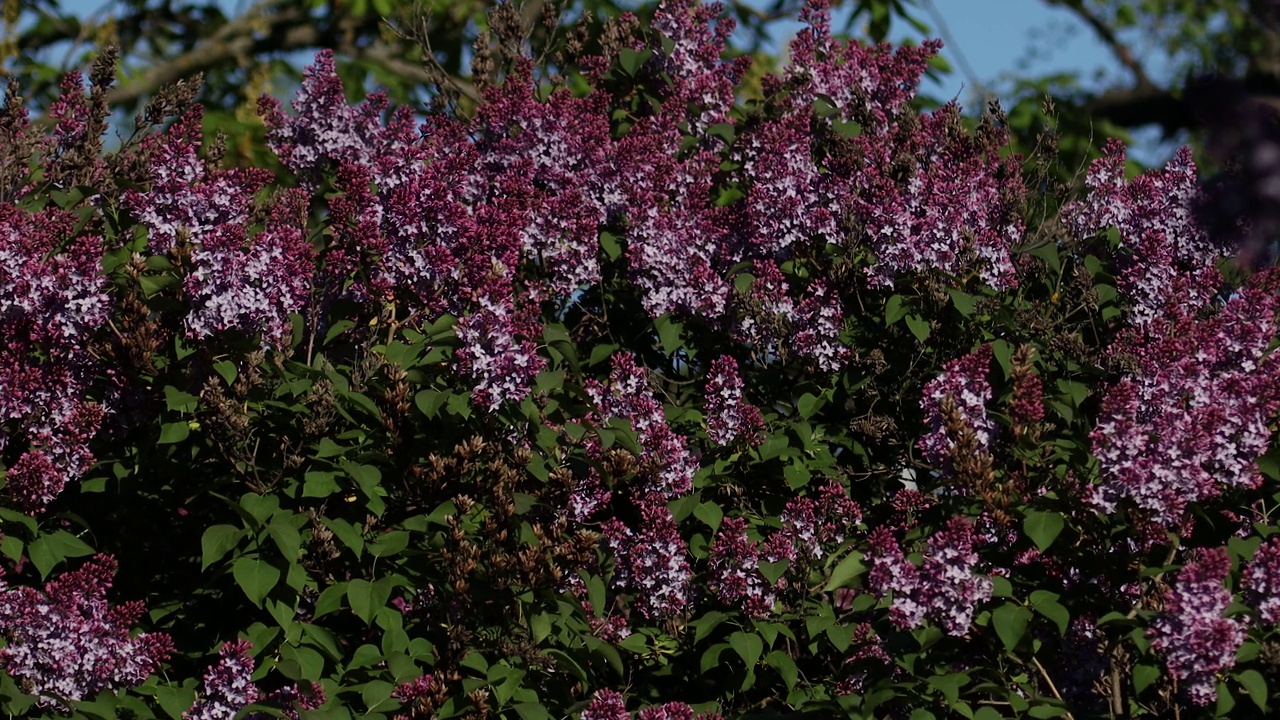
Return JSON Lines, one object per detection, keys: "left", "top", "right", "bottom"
{"left": 0, "top": 555, "right": 172, "bottom": 707}
{"left": 1149, "top": 548, "right": 1244, "bottom": 706}
{"left": 867, "top": 518, "right": 992, "bottom": 636}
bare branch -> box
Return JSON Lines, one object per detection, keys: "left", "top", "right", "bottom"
{"left": 1045, "top": 0, "right": 1155, "bottom": 92}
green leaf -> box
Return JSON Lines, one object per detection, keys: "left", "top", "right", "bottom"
{"left": 832, "top": 119, "right": 862, "bottom": 138}
{"left": 514, "top": 702, "right": 550, "bottom": 720}
{"left": 28, "top": 531, "right": 95, "bottom": 579}
{"left": 783, "top": 462, "right": 811, "bottom": 490}
{"left": 693, "top": 502, "right": 723, "bottom": 532}
{"left": 156, "top": 685, "right": 197, "bottom": 720}
{"left": 699, "top": 643, "right": 728, "bottom": 676}
{"left": 757, "top": 433, "right": 788, "bottom": 461}
{"left": 599, "top": 232, "right": 622, "bottom": 261}
{"left": 617, "top": 48, "right": 652, "bottom": 76}
{"left": 992, "top": 603, "right": 1031, "bottom": 651}
{"left": 905, "top": 314, "right": 931, "bottom": 342}
{"left": 728, "top": 631, "right": 763, "bottom": 669}
{"left": 414, "top": 389, "right": 447, "bottom": 419}
{"left": 758, "top": 559, "right": 789, "bottom": 586}
{"left": 927, "top": 672, "right": 970, "bottom": 706}
{"left": 1023, "top": 510, "right": 1065, "bottom": 551}
{"left": 1033, "top": 600, "right": 1070, "bottom": 636}
{"left": 233, "top": 556, "right": 281, "bottom": 606}
{"left": 885, "top": 295, "right": 908, "bottom": 325}
{"left": 824, "top": 551, "right": 867, "bottom": 591}
{"left": 164, "top": 385, "right": 199, "bottom": 413}
{"left": 1026, "top": 705, "right": 1069, "bottom": 718}
{"left": 766, "top": 650, "right": 798, "bottom": 690}
{"left": 655, "top": 314, "right": 684, "bottom": 355}
{"left": 1237, "top": 668, "right": 1268, "bottom": 711}
{"left": 1132, "top": 663, "right": 1160, "bottom": 693}
{"left": 303, "top": 471, "right": 340, "bottom": 498}
{"left": 530, "top": 612, "right": 552, "bottom": 644}
{"left": 1029, "top": 241, "right": 1061, "bottom": 275}
{"left": 267, "top": 520, "right": 302, "bottom": 560}
{"left": 368, "top": 530, "right": 409, "bottom": 558}
{"left": 279, "top": 644, "right": 326, "bottom": 681}
{"left": 158, "top": 421, "right": 190, "bottom": 444}
{"left": 692, "top": 610, "right": 728, "bottom": 644}
{"left": 323, "top": 517, "right": 364, "bottom": 557}
{"left": 668, "top": 492, "right": 700, "bottom": 523}
{"left": 201, "top": 525, "right": 243, "bottom": 570}
{"left": 314, "top": 583, "right": 347, "bottom": 619}
{"left": 797, "top": 392, "right": 820, "bottom": 419}
{"left": 362, "top": 680, "right": 396, "bottom": 713}
{"left": 347, "top": 578, "right": 392, "bottom": 624}
{"left": 213, "top": 360, "right": 238, "bottom": 386}
{"left": 947, "top": 289, "right": 978, "bottom": 316}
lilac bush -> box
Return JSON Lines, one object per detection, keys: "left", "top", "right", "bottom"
{"left": 0, "top": 0, "right": 1277, "bottom": 718}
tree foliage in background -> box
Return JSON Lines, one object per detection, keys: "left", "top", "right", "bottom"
{"left": 2, "top": 1, "right": 1280, "bottom": 719}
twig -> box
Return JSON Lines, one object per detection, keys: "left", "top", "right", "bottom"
{"left": 1045, "top": 0, "right": 1154, "bottom": 91}
{"left": 1030, "top": 655, "right": 1076, "bottom": 720}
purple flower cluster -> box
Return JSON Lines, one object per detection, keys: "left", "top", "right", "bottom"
{"left": 263, "top": 51, "right": 547, "bottom": 407}
{"left": 1090, "top": 274, "right": 1280, "bottom": 524}
{"left": 703, "top": 356, "right": 764, "bottom": 446}
{"left": 585, "top": 353, "right": 696, "bottom": 499}
{"left": 918, "top": 345, "right": 995, "bottom": 467}
{"left": 867, "top": 518, "right": 992, "bottom": 636}
{"left": 778, "top": 481, "right": 862, "bottom": 560}
{"left": 184, "top": 640, "right": 260, "bottom": 720}
{"left": 0, "top": 555, "right": 172, "bottom": 706}
{"left": 601, "top": 500, "right": 693, "bottom": 620}
{"left": 580, "top": 689, "right": 723, "bottom": 720}
{"left": 706, "top": 517, "right": 777, "bottom": 617}
{"left": 0, "top": 199, "right": 109, "bottom": 511}
{"left": 776, "top": 1, "right": 1023, "bottom": 289}
{"left": 736, "top": 263, "right": 849, "bottom": 371}
{"left": 1064, "top": 140, "right": 1226, "bottom": 325}
{"left": 123, "top": 109, "right": 310, "bottom": 348}
{"left": 1244, "top": 536, "right": 1280, "bottom": 624}
{"left": 834, "top": 624, "right": 891, "bottom": 694}
{"left": 1149, "top": 548, "right": 1244, "bottom": 706}
{"left": 706, "top": 482, "right": 860, "bottom": 616}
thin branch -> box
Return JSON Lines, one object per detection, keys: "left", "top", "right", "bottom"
{"left": 1045, "top": 0, "right": 1155, "bottom": 91}
{"left": 1030, "top": 655, "right": 1076, "bottom": 720}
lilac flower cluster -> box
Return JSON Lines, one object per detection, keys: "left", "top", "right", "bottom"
{"left": 650, "top": 1, "right": 746, "bottom": 134}
{"left": 736, "top": 262, "right": 849, "bottom": 371}
{"left": 600, "top": 500, "right": 693, "bottom": 620}
{"left": 834, "top": 624, "right": 891, "bottom": 694}
{"left": 262, "top": 51, "right": 546, "bottom": 407}
{"left": 706, "top": 482, "right": 860, "bottom": 616}
{"left": 867, "top": 518, "right": 992, "bottom": 636}
{"left": 0, "top": 555, "right": 172, "bottom": 706}
{"left": 580, "top": 689, "right": 723, "bottom": 720}
{"left": 703, "top": 356, "right": 765, "bottom": 446}
{"left": 1148, "top": 548, "right": 1244, "bottom": 706}
{"left": 1244, "top": 536, "right": 1280, "bottom": 624}
{"left": 706, "top": 517, "right": 776, "bottom": 617}
{"left": 184, "top": 640, "right": 260, "bottom": 720}
{"left": 1089, "top": 274, "right": 1280, "bottom": 524}
{"left": 585, "top": 353, "right": 697, "bottom": 500}
{"left": 123, "top": 110, "right": 311, "bottom": 348}
{"left": 0, "top": 199, "right": 109, "bottom": 511}
{"left": 778, "top": 481, "right": 862, "bottom": 560}
{"left": 918, "top": 345, "right": 995, "bottom": 467}
{"left": 776, "top": 1, "right": 1023, "bottom": 289}
{"left": 1064, "top": 140, "right": 1226, "bottom": 325}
